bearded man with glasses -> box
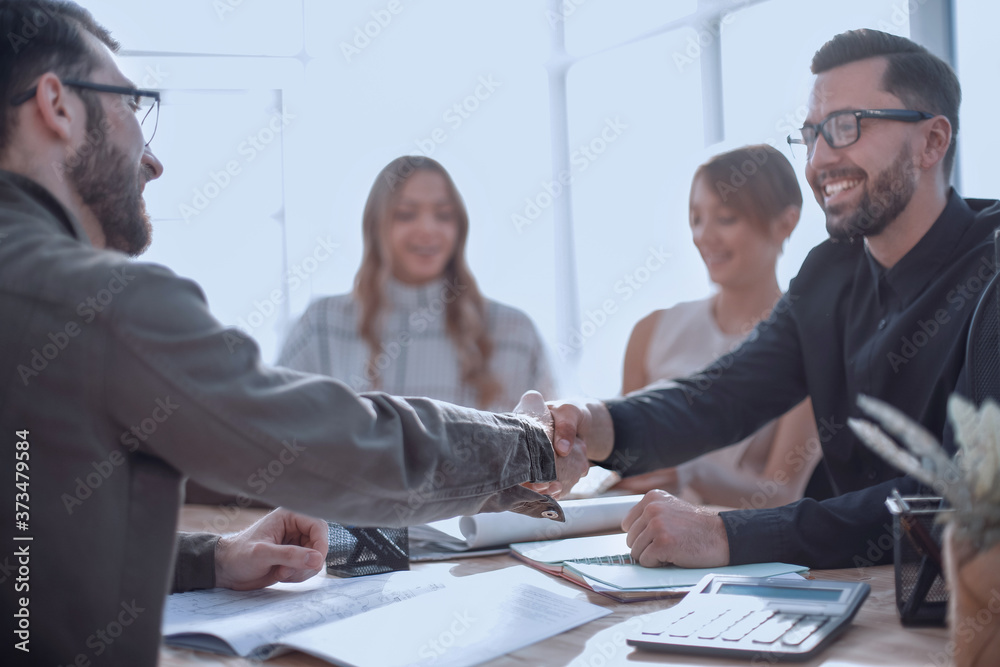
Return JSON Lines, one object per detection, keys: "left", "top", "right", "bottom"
{"left": 0, "top": 2, "right": 585, "bottom": 664}
{"left": 545, "top": 28, "right": 1000, "bottom": 573}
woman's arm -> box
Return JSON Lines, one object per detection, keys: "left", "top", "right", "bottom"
{"left": 621, "top": 311, "right": 660, "bottom": 395}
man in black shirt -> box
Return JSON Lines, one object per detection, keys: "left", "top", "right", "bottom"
{"left": 548, "top": 29, "right": 1000, "bottom": 569}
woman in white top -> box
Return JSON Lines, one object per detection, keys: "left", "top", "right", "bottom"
{"left": 615, "top": 145, "right": 821, "bottom": 508}
{"left": 279, "top": 156, "right": 552, "bottom": 411}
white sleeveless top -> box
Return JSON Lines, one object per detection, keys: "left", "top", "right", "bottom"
{"left": 643, "top": 297, "right": 777, "bottom": 494}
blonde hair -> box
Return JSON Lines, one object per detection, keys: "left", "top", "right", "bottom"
{"left": 354, "top": 156, "right": 501, "bottom": 408}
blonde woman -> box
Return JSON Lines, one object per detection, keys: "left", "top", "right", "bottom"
{"left": 614, "top": 145, "right": 822, "bottom": 508}
{"left": 279, "top": 156, "right": 553, "bottom": 410}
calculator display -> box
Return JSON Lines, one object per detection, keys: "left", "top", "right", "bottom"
{"left": 717, "top": 584, "right": 843, "bottom": 601}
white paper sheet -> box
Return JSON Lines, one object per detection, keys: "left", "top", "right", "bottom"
{"left": 280, "top": 566, "right": 611, "bottom": 667}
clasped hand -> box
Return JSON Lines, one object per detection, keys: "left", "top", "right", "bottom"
{"left": 515, "top": 390, "right": 730, "bottom": 568}
{"left": 514, "top": 390, "right": 589, "bottom": 499}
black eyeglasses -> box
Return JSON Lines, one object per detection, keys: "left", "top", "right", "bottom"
{"left": 10, "top": 79, "right": 160, "bottom": 146}
{"left": 787, "top": 109, "right": 934, "bottom": 159}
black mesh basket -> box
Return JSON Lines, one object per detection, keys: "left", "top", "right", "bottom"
{"left": 885, "top": 492, "right": 951, "bottom": 626}
{"left": 326, "top": 522, "right": 409, "bottom": 578}
{"left": 965, "top": 229, "right": 1000, "bottom": 408}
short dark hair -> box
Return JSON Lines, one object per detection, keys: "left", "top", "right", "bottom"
{"left": 811, "top": 29, "right": 961, "bottom": 179}
{"left": 0, "top": 0, "right": 118, "bottom": 155}
{"left": 693, "top": 144, "right": 803, "bottom": 232}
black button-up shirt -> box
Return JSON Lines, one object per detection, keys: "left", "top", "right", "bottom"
{"left": 603, "top": 191, "right": 1000, "bottom": 568}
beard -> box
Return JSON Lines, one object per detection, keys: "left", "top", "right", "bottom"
{"left": 66, "top": 106, "right": 153, "bottom": 257}
{"left": 823, "top": 146, "right": 918, "bottom": 242}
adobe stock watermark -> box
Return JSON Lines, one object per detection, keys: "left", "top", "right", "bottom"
{"left": 887, "top": 257, "right": 996, "bottom": 373}
{"left": 179, "top": 108, "right": 296, "bottom": 223}
{"left": 392, "top": 426, "right": 479, "bottom": 525}
{"left": 213, "top": 0, "right": 246, "bottom": 21}
{"left": 409, "top": 75, "right": 502, "bottom": 159}
{"left": 201, "top": 438, "right": 305, "bottom": 534}
{"left": 544, "top": 0, "right": 589, "bottom": 26}
{"left": 512, "top": 116, "right": 628, "bottom": 234}
{"left": 556, "top": 244, "right": 669, "bottom": 360}
{"left": 417, "top": 610, "right": 476, "bottom": 660}
{"left": 6, "top": 2, "right": 61, "bottom": 53}
{"left": 61, "top": 397, "right": 180, "bottom": 515}
{"left": 222, "top": 235, "right": 340, "bottom": 354}
{"left": 340, "top": 0, "right": 407, "bottom": 63}
{"left": 346, "top": 277, "right": 466, "bottom": 390}
{"left": 672, "top": 1, "right": 751, "bottom": 72}
{"left": 679, "top": 293, "right": 800, "bottom": 406}
{"left": 61, "top": 599, "right": 145, "bottom": 664}
{"left": 725, "top": 416, "right": 841, "bottom": 534}
{"left": 927, "top": 587, "right": 1000, "bottom": 667}
{"left": 17, "top": 266, "right": 136, "bottom": 386}
{"left": 712, "top": 144, "right": 777, "bottom": 203}
{"left": 876, "top": 0, "right": 936, "bottom": 36}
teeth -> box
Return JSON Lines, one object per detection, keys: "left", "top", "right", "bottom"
{"left": 823, "top": 179, "right": 861, "bottom": 197}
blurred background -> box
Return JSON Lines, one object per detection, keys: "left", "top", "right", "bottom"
{"left": 87, "top": 0, "right": 998, "bottom": 398}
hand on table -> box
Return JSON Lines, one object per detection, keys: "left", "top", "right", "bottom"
{"left": 515, "top": 390, "right": 589, "bottom": 499}
{"left": 215, "top": 508, "right": 328, "bottom": 591}
{"left": 623, "top": 490, "right": 730, "bottom": 568}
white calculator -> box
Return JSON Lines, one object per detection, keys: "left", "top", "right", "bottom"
{"left": 627, "top": 574, "right": 870, "bottom": 661}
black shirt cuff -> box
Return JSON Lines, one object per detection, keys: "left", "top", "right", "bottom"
{"left": 173, "top": 532, "right": 220, "bottom": 593}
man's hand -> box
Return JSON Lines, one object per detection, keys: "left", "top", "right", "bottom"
{"left": 215, "top": 508, "right": 328, "bottom": 591}
{"left": 515, "top": 390, "right": 588, "bottom": 499}
{"left": 623, "top": 490, "right": 730, "bottom": 568}
{"left": 549, "top": 397, "right": 615, "bottom": 464}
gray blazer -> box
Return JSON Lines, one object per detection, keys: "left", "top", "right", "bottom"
{"left": 0, "top": 170, "right": 559, "bottom": 665}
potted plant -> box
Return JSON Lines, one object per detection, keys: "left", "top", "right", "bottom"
{"left": 849, "top": 394, "right": 1000, "bottom": 667}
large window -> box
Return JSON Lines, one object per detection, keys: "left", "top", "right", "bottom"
{"left": 91, "top": 1, "right": 981, "bottom": 398}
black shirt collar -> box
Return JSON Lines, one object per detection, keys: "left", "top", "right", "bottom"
{"left": 865, "top": 189, "right": 973, "bottom": 309}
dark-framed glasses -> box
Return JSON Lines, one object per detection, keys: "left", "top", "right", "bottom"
{"left": 787, "top": 109, "right": 934, "bottom": 159}
{"left": 10, "top": 79, "right": 160, "bottom": 146}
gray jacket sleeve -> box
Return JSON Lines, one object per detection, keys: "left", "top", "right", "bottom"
{"left": 103, "top": 264, "right": 559, "bottom": 527}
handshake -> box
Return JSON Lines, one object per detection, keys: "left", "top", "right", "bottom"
{"left": 512, "top": 390, "right": 731, "bottom": 569}
{"left": 512, "top": 390, "right": 615, "bottom": 500}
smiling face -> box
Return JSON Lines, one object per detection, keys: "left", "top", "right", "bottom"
{"left": 385, "top": 170, "right": 460, "bottom": 285}
{"left": 68, "top": 33, "right": 163, "bottom": 255}
{"left": 689, "top": 176, "right": 783, "bottom": 289}
{"left": 805, "top": 57, "right": 922, "bottom": 241}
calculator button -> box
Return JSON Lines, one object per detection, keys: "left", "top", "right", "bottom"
{"left": 748, "top": 614, "right": 803, "bottom": 644}
{"left": 641, "top": 610, "right": 692, "bottom": 636}
{"left": 696, "top": 609, "right": 752, "bottom": 639}
{"left": 667, "top": 609, "right": 727, "bottom": 637}
{"left": 720, "top": 610, "right": 774, "bottom": 641}
{"left": 781, "top": 616, "right": 828, "bottom": 646}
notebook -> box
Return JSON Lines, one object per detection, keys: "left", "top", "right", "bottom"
{"left": 511, "top": 533, "right": 810, "bottom": 603}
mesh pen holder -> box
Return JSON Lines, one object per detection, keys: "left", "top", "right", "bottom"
{"left": 326, "top": 522, "right": 409, "bottom": 578}
{"left": 884, "top": 492, "right": 951, "bottom": 626}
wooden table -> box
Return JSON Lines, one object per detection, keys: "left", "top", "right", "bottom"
{"left": 161, "top": 506, "right": 948, "bottom": 666}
